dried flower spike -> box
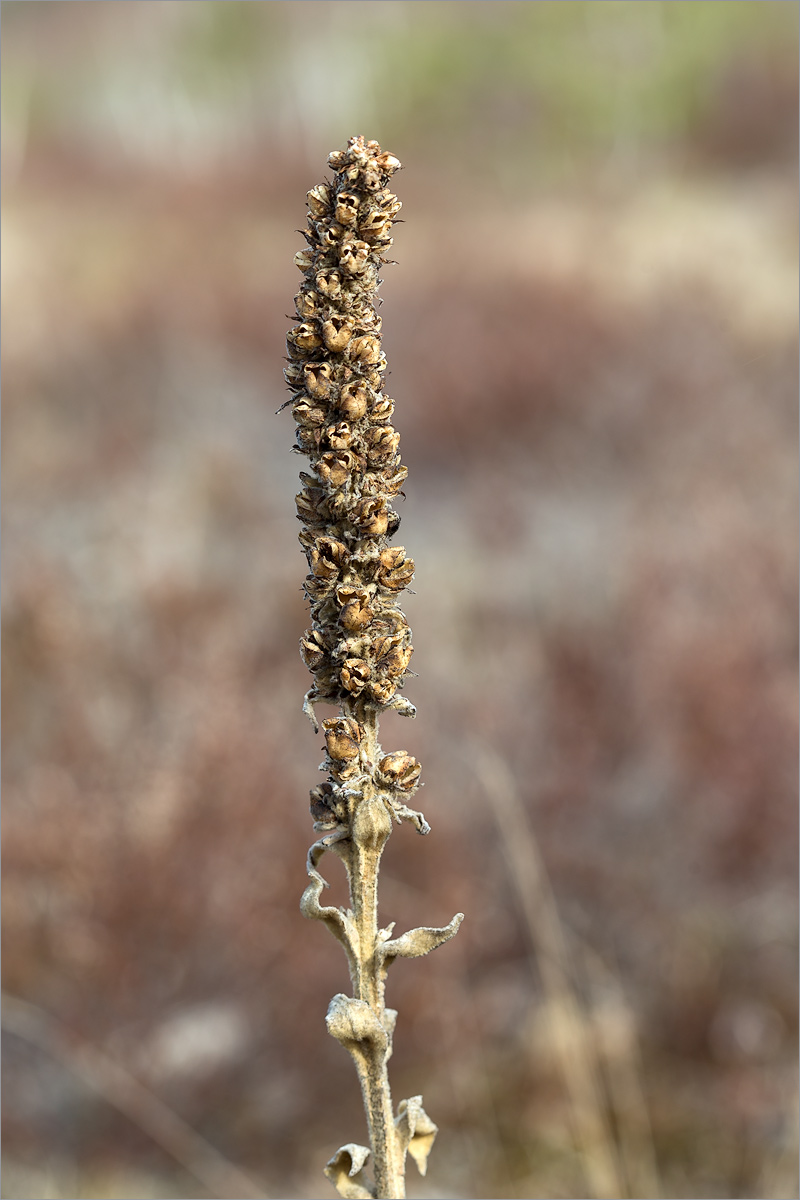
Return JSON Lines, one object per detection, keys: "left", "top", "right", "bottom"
{"left": 285, "top": 136, "right": 463, "bottom": 1200}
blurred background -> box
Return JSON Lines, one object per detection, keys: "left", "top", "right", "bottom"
{"left": 2, "top": 2, "right": 798, "bottom": 1198}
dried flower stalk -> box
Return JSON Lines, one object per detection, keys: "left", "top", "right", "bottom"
{"left": 283, "top": 136, "right": 463, "bottom": 1200}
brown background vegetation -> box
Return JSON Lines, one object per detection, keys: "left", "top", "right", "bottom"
{"left": 2, "top": 3, "right": 797, "bottom": 1197}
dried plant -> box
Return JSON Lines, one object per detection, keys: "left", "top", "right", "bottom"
{"left": 282, "top": 135, "right": 463, "bottom": 1200}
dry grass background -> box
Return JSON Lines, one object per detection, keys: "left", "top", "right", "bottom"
{"left": 2, "top": 3, "right": 798, "bottom": 1198}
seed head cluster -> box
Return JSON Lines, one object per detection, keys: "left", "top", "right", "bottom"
{"left": 285, "top": 136, "right": 421, "bottom": 814}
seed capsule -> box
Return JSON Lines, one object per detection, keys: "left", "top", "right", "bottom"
{"left": 338, "top": 382, "right": 369, "bottom": 421}
{"left": 327, "top": 150, "right": 346, "bottom": 170}
{"left": 300, "top": 629, "right": 328, "bottom": 671}
{"left": 294, "top": 248, "right": 315, "bottom": 271}
{"left": 292, "top": 397, "right": 328, "bottom": 427}
{"left": 340, "top": 241, "right": 371, "bottom": 276}
{"left": 339, "top": 597, "right": 373, "bottom": 632}
{"left": 316, "top": 450, "right": 357, "bottom": 489}
{"left": 376, "top": 152, "right": 402, "bottom": 175}
{"left": 369, "top": 396, "right": 395, "bottom": 424}
{"left": 377, "top": 751, "right": 420, "bottom": 791}
{"left": 374, "top": 635, "right": 413, "bottom": 678}
{"left": 366, "top": 427, "right": 400, "bottom": 461}
{"left": 369, "top": 678, "right": 398, "bottom": 705}
{"left": 322, "top": 316, "right": 354, "bottom": 353}
{"left": 315, "top": 269, "right": 343, "bottom": 299}
{"left": 351, "top": 497, "right": 389, "bottom": 537}
{"left": 340, "top": 658, "right": 372, "bottom": 696}
{"left": 335, "top": 193, "right": 360, "bottom": 226}
{"left": 350, "top": 334, "right": 382, "bottom": 365}
{"left": 303, "top": 362, "right": 333, "bottom": 399}
{"left": 309, "top": 781, "right": 340, "bottom": 826}
{"left": 376, "top": 547, "right": 414, "bottom": 591}
{"left": 309, "top": 537, "right": 349, "bottom": 579}
{"left": 295, "top": 290, "right": 319, "bottom": 319}
{"left": 326, "top": 422, "right": 355, "bottom": 450}
{"left": 307, "top": 184, "right": 332, "bottom": 216}
{"left": 323, "top": 717, "right": 363, "bottom": 761}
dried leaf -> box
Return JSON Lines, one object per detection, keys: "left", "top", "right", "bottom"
{"left": 324, "top": 1143, "right": 375, "bottom": 1199}
{"left": 380, "top": 913, "right": 464, "bottom": 972}
{"left": 395, "top": 1096, "right": 438, "bottom": 1177}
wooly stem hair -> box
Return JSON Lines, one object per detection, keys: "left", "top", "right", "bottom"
{"left": 282, "top": 135, "right": 463, "bottom": 1200}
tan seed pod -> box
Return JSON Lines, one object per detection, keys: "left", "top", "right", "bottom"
{"left": 351, "top": 497, "right": 389, "bottom": 537}
{"left": 295, "top": 486, "right": 329, "bottom": 523}
{"left": 363, "top": 365, "right": 383, "bottom": 389}
{"left": 340, "top": 597, "right": 373, "bottom": 632}
{"left": 376, "top": 151, "right": 402, "bottom": 175}
{"left": 335, "top": 193, "right": 360, "bottom": 225}
{"left": 295, "top": 289, "right": 319, "bottom": 319}
{"left": 355, "top": 309, "right": 382, "bottom": 334}
{"left": 350, "top": 334, "right": 382, "bottom": 365}
{"left": 326, "top": 422, "right": 355, "bottom": 450}
{"left": 300, "top": 629, "right": 328, "bottom": 671}
{"left": 369, "top": 396, "right": 395, "bottom": 424}
{"left": 322, "top": 317, "right": 354, "bottom": 353}
{"left": 315, "top": 269, "right": 343, "bottom": 299}
{"left": 322, "top": 717, "right": 363, "bottom": 761}
{"left": 316, "top": 450, "right": 356, "bottom": 489}
{"left": 294, "top": 248, "right": 315, "bottom": 271}
{"left": 295, "top": 425, "right": 322, "bottom": 452}
{"left": 369, "top": 678, "right": 398, "bottom": 705}
{"left": 376, "top": 191, "right": 402, "bottom": 217}
{"left": 376, "top": 751, "right": 420, "bottom": 791}
{"left": 309, "top": 537, "right": 349, "bottom": 579}
{"left": 309, "top": 781, "right": 339, "bottom": 826}
{"left": 284, "top": 362, "right": 306, "bottom": 390}
{"left": 340, "top": 241, "right": 371, "bottom": 276}
{"left": 303, "top": 362, "right": 333, "bottom": 398}
{"left": 376, "top": 547, "right": 414, "bottom": 591}
{"left": 288, "top": 322, "right": 323, "bottom": 353}
{"left": 381, "top": 464, "right": 408, "bottom": 496}
{"left": 338, "top": 382, "right": 369, "bottom": 421}
{"left": 359, "top": 210, "right": 392, "bottom": 239}
{"left": 366, "top": 427, "right": 400, "bottom": 461}
{"left": 303, "top": 573, "right": 335, "bottom": 603}
{"left": 307, "top": 184, "right": 332, "bottom": 216}
{"left": 340, "top": 658, "right": 372, "bottom": 696}
{"left": 292, "top": 397, "right": 328, "bottom": 427}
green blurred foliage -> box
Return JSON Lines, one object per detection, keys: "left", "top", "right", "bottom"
{"left": 2, "top": 0, "right": 797, "bottom": 185}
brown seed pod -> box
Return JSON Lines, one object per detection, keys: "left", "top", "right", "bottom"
{"left": 295, "top": 290, "right": 319, "bottom": 319}
{"left": 340, "top": 241, "right": 371, "bottom": 276}
{"left": 315, "top": 269, "right": 343, "bottom": 299}
{"left": 340, "top": 658, "right": 372, "bottom": 696}
{"left": 339, "top": 597, "right": 373, "bottom": 632}
{"left": 373, "top": 635, "right": 412, "bottom": 678}
{"left": 322, "top": 316, "right": 354, "bottom": 353}
{"left": 365, "top": 427, "right": 400, "bottom": 462}
{"left": 309, "top": 537, "right": 350, "bottom": 579}
{"left": 376, "top": 547, "right": 414, "bottom": 591}
{"left": 335, "top": 193, "right": 360, "bottom": 226}
{"left": 350, "top": 334, "right": 382, "bottom": 365}
{"left": 307, "top": 184, "right": 332, "bottom": 216}
{"left": 369, "top": 678, "right": 398, "bottom": 705}
{"left": 292, "top": 397, "right": 328, "bottom": 427}
{"left": 300, "top": 629, "right": 328, "bottom": 671}
{"left": 303, "top": 362, "right": 333, "bottom": 399}
{"left": 351, "top": 497, "right": 389, "bottom": 537}
{"left": 294, "top": 248, "right": 315, "bottom": 271}
{"left": 326, "top": 422, "right": 355, "bottom": 450}
{"left": 322, "top": 717, "right": 363, "bottom": 761}
{"left": 309, "top": 781, "right": 340, "bottom": 825}
{"left": 338, "top": 382, "right": 369, "bottom": 421}
{"left": 316, "top": 450, "right": 358, "bottom": 489}
{"left": 376, "top": 751, "right": 420, "bottom": 791}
